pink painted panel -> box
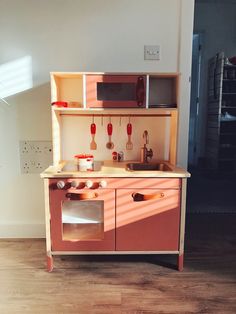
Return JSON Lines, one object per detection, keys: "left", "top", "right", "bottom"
{"left": 49, "top": 178, "right": 180, "bottom": 190}
{"left": 116, "top": 189, "right": 180, "bottom": 251}
{"left": 86, "top": 75, "right": 146, "bottom": 108}
{"left": 50, "top": 188, "right": 115, "bottom": 251}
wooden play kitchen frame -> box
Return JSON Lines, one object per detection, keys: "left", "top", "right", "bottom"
{"left": 41, "top": 72, "right": 190, "bottom": 272}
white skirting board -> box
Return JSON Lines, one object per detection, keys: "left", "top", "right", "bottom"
{"left": 0, "top": 223, "right": 45, "bottom": 238}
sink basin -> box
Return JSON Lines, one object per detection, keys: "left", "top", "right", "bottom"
{"left": 126, "top": 162, "right": 172, "bottom": 171}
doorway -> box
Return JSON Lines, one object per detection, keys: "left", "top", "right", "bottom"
{"left": 187, "top": 0, "right": 236, "bottom": 215}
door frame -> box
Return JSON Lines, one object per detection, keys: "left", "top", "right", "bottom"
{"left": 188, "top": 32, "right": 203, "bottom": 167}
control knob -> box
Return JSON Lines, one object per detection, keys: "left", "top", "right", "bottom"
{"left": 71, "top": 180, "right": 79, "bottom": 188}
{"left": 85, "top": 180, "right": 93, "bottom": 188}
{"left": 99, "top": 180, "right": 107, "bottom": 188}
{"left": 57, "top": 180, "right": 65, "bottom": 189}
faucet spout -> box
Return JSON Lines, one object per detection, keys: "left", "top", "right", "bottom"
{"left": 143, "top": 130, "right": 149, "bottom": 145}
{"left": 141, "top": 130, "right": 153, "bottom": 163}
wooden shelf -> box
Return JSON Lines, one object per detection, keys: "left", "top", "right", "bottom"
{"left": 52, "top": 107, "right": 178, "bottom": 111}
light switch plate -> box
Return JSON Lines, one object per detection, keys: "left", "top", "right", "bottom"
{"left": 144, "top": 45, "right": 160, "bottom": 60}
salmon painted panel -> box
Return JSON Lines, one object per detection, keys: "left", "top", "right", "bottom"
{"left": 116, "top": 189, "right": 180, "bottom": 251}
{"left": 49, "top": 178, "right": 180, "bottom": 190}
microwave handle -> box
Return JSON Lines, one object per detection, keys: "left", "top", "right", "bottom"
{"left": 66, "top": 192, "right": 98, "bottom": 200}
{"left": 132, "top": 192, "right": 164, "bottom": 202}
{"left": 136, "top": 76, "right": 145, "bottom": 107}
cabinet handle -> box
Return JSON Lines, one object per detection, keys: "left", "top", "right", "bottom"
{"left": 136, "top": 76, "right": 145, "bottom": 107}
{"left": 132, "top": 192, "right": 164, "bottom": 202}
{"left": 66, "top": 192, "right": 98, "bottom": 200}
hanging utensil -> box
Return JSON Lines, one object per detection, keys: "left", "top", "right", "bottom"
{"left": 126, "top": 122, "right": 133, "bottom": 150}
{"left": 90, "top": 117, "right": 97, "bottom": 150}
{"left": 106, "top": 118, "right": 114, "bottom": 149}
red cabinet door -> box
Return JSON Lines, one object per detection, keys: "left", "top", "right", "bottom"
{"left": 50, "top": 188, "right": 115, "bottom": 251}
{"left": 86, "top": 75, "right": 146, "bottom": 108}
{"left": 116, "top": 189, "right": 180, "bottom": 251}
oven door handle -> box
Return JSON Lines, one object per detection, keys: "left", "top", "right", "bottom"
{"left": 132, "top": 192, "right": 164, "bottom": 202}
{"left": 66, "top": 192, "right": 98, "bottom": 200}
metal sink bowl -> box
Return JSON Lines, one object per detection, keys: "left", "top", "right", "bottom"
{"left": 126, "top": 162, "right": 172, "bottom": 172}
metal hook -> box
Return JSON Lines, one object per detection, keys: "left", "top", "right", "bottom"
{"left": 101, "top": 115, "right": 103, "bottom": 126}
{"left": 119, "top": 115, "right": 122, "bottom": 126}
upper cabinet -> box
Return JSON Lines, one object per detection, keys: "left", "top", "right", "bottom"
{"left": 50, "top": 72, "right": 179, "bottom": 109}
{"left": 50, "top": 72, "right": 179, "bottom": 166}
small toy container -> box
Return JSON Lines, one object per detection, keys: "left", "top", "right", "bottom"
{"left": 74, "top": 154, "right": 94, "bottom": 171}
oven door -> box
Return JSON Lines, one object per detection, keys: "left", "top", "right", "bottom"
{"left": 86, "top": 75, "right": 146, "bottom": 108}
{"left": 49, "top": 188, "right": 115, "bottom": 251}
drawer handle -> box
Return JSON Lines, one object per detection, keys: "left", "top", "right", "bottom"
{"left": 132, "top": 192, "right": 164, "bottom": 202}
{"left": 66, "top": 192, "right": 98, "bottom": 200}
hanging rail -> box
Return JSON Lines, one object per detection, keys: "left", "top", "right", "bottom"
{"left": 59, "top": 113, "right": 172, "bottom": 117}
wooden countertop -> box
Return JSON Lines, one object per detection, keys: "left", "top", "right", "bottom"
{"left": 40, "top": 160, "right": 190, "bottom": 178}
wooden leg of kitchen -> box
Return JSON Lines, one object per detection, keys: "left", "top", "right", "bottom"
{"left": 177, "top": 254, "right": 184, "bottom": 271}
{"left": 44, "top": 179, "right": 53, "bottom": 272}
{"left": 47, "top": 254, "right": 53, "bottom": 272}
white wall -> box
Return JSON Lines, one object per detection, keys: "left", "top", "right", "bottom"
{"left": 194, "top": 0, "right": 236, "bottom": 158}
{"left": 0, "top": 0, "right": 194, "bottom": 237}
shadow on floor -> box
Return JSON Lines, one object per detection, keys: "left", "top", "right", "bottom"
{"left": 187, "top": 167, "right": 236, "bottom": 213}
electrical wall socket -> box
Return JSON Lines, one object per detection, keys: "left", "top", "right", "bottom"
{"left": 144, "top": 45, "right": 160, "bottom": 60}
{"left": 19, "top": 141, "right": 53, "bottom": 174}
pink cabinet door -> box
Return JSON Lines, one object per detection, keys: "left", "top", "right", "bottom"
{"left": 116, "top": 189, "right": 180, "bottom": 251}
{"left": 50, "top": 189, "right": 115, "bottom": 251}
{"left": 86, "top": 75, "right": 146, "bottom": 108}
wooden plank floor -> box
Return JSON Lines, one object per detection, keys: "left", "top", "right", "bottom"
{"left": 0, "top": 214, "right": 236, "bottom": 314}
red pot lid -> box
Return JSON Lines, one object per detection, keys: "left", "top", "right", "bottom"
{"left": 51, "top": 101, "right": 68, "bottom": 107}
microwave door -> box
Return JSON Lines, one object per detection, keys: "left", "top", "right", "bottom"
{"left": 86, "top": 75, "right": 146, "bottom": 108}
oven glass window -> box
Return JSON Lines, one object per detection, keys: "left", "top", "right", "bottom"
{"left": 97, "top": 82, "right": 136, "bottom": 101}
{"left": 62, "top": 200, "right": 104, "bottom": 241}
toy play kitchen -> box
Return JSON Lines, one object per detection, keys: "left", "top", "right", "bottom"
{"left": 41, "top": 72, "right": 190, "bottom": 272}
